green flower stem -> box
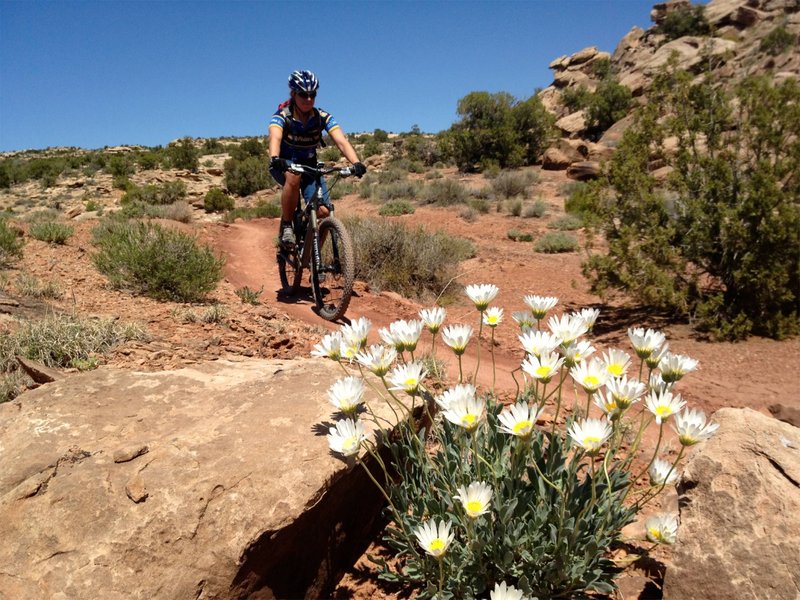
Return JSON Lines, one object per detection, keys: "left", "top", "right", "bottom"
{"left": 457, "top": 352, "right": 464, "bottom": 383}
{"left": 473, "top": 315, "right": 484, "bottom": 383}
{"left": 438, "top": 556, "right": 444, "bottom": 599}
{"left": 430, "top": 333, "right": 440, "bottom": 379}
{"left": 584, "top": 389, "right": 595, "bottom": 420}
{"left": 510, "top": 366, "right": 522, "bottom": 398}
{"left": 490, "top": 327, "right": 497, "bottom": 395}
{"left": 634, "top": 445, "right": 686, "bottom": 510}
{"left": 550, "top": 367, "right": 570, "bottom": 435}
{"left": 624, "top": 421, "right": 665, "bottom": 503}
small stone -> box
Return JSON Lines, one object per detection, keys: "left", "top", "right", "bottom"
{"left": 125, "top": 475, "right": 148, "bottom": 503}
{"left": 113, "top": 444, "right": 149, "bottom": 464}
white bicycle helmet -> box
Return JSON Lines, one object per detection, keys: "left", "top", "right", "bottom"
{"left": 288, "top": 70, "right": 319, "bottom": 93}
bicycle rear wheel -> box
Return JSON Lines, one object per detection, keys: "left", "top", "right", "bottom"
{"left": 277, "top": 246, "right": 301, "bottom": 295}
{"left": 312, "top": 217, "right": 355, "bottom": 321}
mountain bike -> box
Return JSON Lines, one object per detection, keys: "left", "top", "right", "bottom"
{"left": 276, "top": 162, "right": 356, "bottom": 322}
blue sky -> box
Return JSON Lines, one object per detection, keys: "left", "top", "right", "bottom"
{"left": 0, "top": 0, "right": 658, "bottom": 151}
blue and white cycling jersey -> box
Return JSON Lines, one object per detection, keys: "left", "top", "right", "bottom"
{"left": 269, "top": 104, "right": 340, "bottom": 162}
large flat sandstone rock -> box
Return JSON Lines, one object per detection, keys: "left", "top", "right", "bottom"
{"left": 663, "top": 407, "right": 800, "bottom": 600}
{"left": 0, "top": 359, "right": 393, "bottom": 599}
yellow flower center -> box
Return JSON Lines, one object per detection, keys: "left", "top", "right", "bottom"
{"left": 343, "top": 436, "right": 359, "bottom": 453}
{"left": 584, "top": 375, "right": 599, "bottom": 387}
{"left": 461, "top": 413, "right": 477, "bottom": 427}
{"left": 513, "top": 420, "right": 533, "bottom": 435}
{"left": 429, "top": 538, "right": 445, "bottom": 553}
{"left": 648, "top": 527, "right": 664, "bottom": 542}
{"left": 608, "top": 364, "right": 624, "bottom": 377}
{"left": 583, "top": 435, "right": 601, "bottom": 446}
{"left": 404, "top": 377, "right": 418, "bottom": 388}
{"left": 466, "top": 500, "right": 484, "bottom": 514}
{"left": 656, "top": 405, "right": 672, "bottom": 416}
{"left": 536, "top": 365, "right": 551, "bottom": 378}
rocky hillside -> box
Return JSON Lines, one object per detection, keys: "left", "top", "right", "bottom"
{"left": 536, "top": 0, "right": 799, "bottom": 175}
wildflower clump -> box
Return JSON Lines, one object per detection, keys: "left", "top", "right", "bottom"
{"left": 312, "top": 289, "right": 718, "bottom": 599}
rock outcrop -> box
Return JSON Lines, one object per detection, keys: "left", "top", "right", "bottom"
{"left": 0, "top": 358, "right": 398, "bottom": 599}
{"left": 662, "top": 407, "right": 800, "bottom": 600}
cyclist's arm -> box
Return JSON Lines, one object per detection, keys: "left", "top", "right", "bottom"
{"left": 328, "top": 127, "right": 361, "bottom": 165}
{"left": 268, "top": 123, "right": 283, "bottom": 158}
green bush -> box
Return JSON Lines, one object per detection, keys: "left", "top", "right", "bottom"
{"left": 107, "top": 155, "right": 136, "bottom": 178}
{"left": 585, "top": 80, "right": 633, "bottom": 138}
{"left": 0, "top": 218, "right": 24, "bottom": 266}
{"left": 523, "top": 199, "right": 548, "bottom": 218}
{"left": 373, "top": 128, "right": 390, "bottom": 143}
{"left": 222, "top": 199, "right": 281, "bottom": 223}
{"left": 445, "top": 91, "right": 554, "bottom": 171}
{"left": 583, "top": 70, "right": 800, "bottom": 339}
{"left": 204, "top": 188, "right": 235, "bottom": 213}
{"left": 235, "top": 285, "right": 263, "bottom": 305}
{"left": 362, "top": 139, "right": 383, "bottom": 158}
{"left": 329, "top": 180, "right": 356, "bottom": 201}
{"left": 564, "top": 182, "right": 599, "bottom": 220}
{"left": 378, "top": 169, "right": 407, "bottom": 184}
{"left": 655, "top": 4, "right": 712, "bottom": 40}
{"left": 376, "top": 180, "right": 422, "bottom": 202}
{"left": 144, "top": 201, "right": 194, "bottom": 223}
{"left": 379, "top": 200, "right": 416, "bottom": 216}
{"left": 14, "top": 272, "right": 62, "bottom": 299}
{"left": 228, "top": 138, "right": 267, "bottom": 161}
{"left": 344, "top": 216, "right": 474, "bottom": 301}
{"left": 421, "top": 179, "right": 469, "bottom": 206}
{"left": 121, "top": 180, "right": 187, "bottom": 206}
{"left": 561, "top": 85, "right": 592, "bottom": 113}
{"left": 760, "top": 24, "right": 796, "bottom": 56}
{"left": 166, "top": 137, "right": 200, "bottom": 171}
{"left": 92, "top": 219, "right": 224, "bottom": 302}
{"left": 507, "top": 199, "right": 523, "bottom": 217}
{"left": 28, "top": 221, "right": 74, "bottom": 244}
{"left": 550, "top": 214, "right": 584, "bottom": 231}
{"left": 467, "top": 198, "right": 490, "bottom": 214}
{"left": 224, "top": 155, "right": 271, "bottom": 196}
{"left": 534, "top": 231, "right": 579, "bottom": 253}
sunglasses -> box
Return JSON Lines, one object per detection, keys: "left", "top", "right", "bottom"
{"left": 296, "top": 91, "right": 316, "bottom": 99}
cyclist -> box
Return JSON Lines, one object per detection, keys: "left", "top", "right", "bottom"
{"left": 269, "top": 69, "right": 366, "bottom": 248}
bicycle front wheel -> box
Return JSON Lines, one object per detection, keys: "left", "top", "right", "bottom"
{"left": 312, "top": 217, "right": 355, "bottom": 321}
{"left": 277, "top": 246, "right": 301, "bottom": 296}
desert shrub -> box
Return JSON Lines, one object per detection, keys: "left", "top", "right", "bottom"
{"left": 28, "top": 221, "right": 74, "bottom": 244}
{"left": 329, "top": 180, "right": 356, "bottom": 201}
{"left": 166, "top": 137, "right": 200, "bottom": 171}
{"left": 343, "top": 216, "right": 474, "bottom": 301}
{"left": 491, "top": 170, "right": 537, "bottom": 199}
{"left": 760, "top": 24, "right": 796, "bottom": 56}
{"left": 319, "top": 146, "right": 342, "bottom": 162}
{"left": 204, "top": 187, "right": 235, "bottom": 213}
{"left": 107, "top": 155, "right": 136, "bottom": 178}
{"left": 0, "top": 312, "right": 148, "bottom": 372}
{"left": 376, "top": 180, "right": 422, "bottom": 202}
{"left": 458, "top": 206, "right": 479, "bottom": 222}
{"left": 235, "top": 285, "right": 263, "bottom": 305}
{"left": 379, "top": 200, "right": 416, "bottom": 216}
{"left": 228, "top": 138, "right": 267, "bottom": 161}
{"left": 467, "top": 198, "right": 490, "bottom": 214}
{"left": 0, "top": 370, "right": 30, "bottom": 404}
{"left": 378, "top": 169, "right": 407, "bottom": 184}
{"left": 84, "top": 199, "right": 100, "bottom": 212}
{"left": 15, "top": 273, "right": 62, "bottom": 299}
{"left": 564, "top": 181, "right": 600, "bottom": 220}
{"left": 359, "top": 176, "right": 374, "bottom": 199}
{"left": 121, "top": 180, "right": 187, "bottom": 206}
{"left": 201, "top": 303, "right": 228, "bottom": 324}
{"left": 506, "top": 229, "right": 533, "bottom": 242}
{"left": 583, "top": 70, "right": 800, "bottom": 339}
{"left": 202, "top": 138, "right": 226, "bottom": 155}
{"left": 507, "top": 199, "right": 523, "bottom": 217}
{"left": 362, "top": 138, "right": 383, "bottom": 158}
{"left": 224, "top": 155, "right": 271, "bottom": 196}
{"left": 585, "top": 79, "right": 633, "bottom": 138}
{"left": 373, "top": 128, "right": 390, "bottom": 143}
{"left": 523, "top": 199, "right": 548, "bottom": 218}
{"left": 425, "top": 170, "right": 443, "bottom": 180}
{"left": 655, "top": 4, "right": 712, "bottom": 40}
{"left": 420, "top": 179, "right": 469, "bottom": 206}
{"left": 562, "top": 85, "right": 592, "bottom": 113}
{"left": 222, "top": 199, "right": 281, "bottom": 223}
{"left": 0, "top": 218, "right": 24, "bottom": 265}
{"left": 92, "top": 219, "right": 224, "bottom": 302}
{"left": 550, "top": 214, "right": 584, "bottom": 231}
{"left": 146, "top": 201, "right": 194, "bottom": 223}
{"left": 534, "top": 231, "right": 579, "bottom": 253}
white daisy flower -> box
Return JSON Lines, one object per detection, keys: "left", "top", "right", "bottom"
{"left": 561, "top": 339, "right": 596, "bottom": 368}
{"left": 605, "top": 375, "right": 646, "bottom": 409}
{"left": 648, "top": 372, "right": 669, "bottom": 395}
{"left": 628, "top": 327, "right": 667, "bottom": 360}
{"left": 355, "top": 344, "right": 397, "bottom": 377}
{"left": 483, "top": 306, "right": 504, "bottom": 327}
{"left": 579, "top": 307, "right": 600, "bottom": 331}
{"left": 602, "top": 348, "right": 632, "bottom": 378}
{"left": 548, "top": 313, "right": 589, "bottom": 346}
{"left": 659, "top": 352, "right": 699, "bottom": 383}
{"left": 649, "top": 458, "right": 678, "bottom": 486}
{"left": 435, "top": 383, "right": 477, "bottom": 411}
{"left": 521, "top": 351, "right": 564, "bottom": 384}
{"left": 454, "top": 481, "right": 493, "bottom": 518}
{"left": 465, "top": 283, "right": 499, "bottom": 311}
{"left": 414, "top": 519, "right": 455, "bottom": 558}
{"left": 378, "top": 326, "right": 405, "bottom": 353}
{"left": 568, "top": 417, "right": 613, "bottom": 454}
{"left": 645, "top": 389, "right": 686, "bottom": 424}
{"left": 645, "top": 514, "right": 678, "bottom": 545}
{"left": 441, "top": 324, "right": 473, "bottom": 356}
{"left": 512, "top": 310, "right": 536, "bottom": 330}
{"left": 672, "top": 407, "right": 719, "bottom": 446}
{"left": 490, "top": 581, "right": 526, "bottom": 600}
{"left": 645, "top": 342, "right": 670, "bottom": 370}
{"left": 523, "top": 294, "right": 558, "bottom": 319}
{"left": 443, "top": 391, "right": 486, "bottom": 432}
{"left": 519, "top": 329, "right": 561, "bottom": 358}
{"left": 311, "top": 332, "right": 344, "bottom": 361}
{"left": 389, "top": 319, "right": 424, "bottom": 353}
{"left": 387, "top": 361, "right": 427, "bottom": 395}
{"left": 340, "top": 316, "right": 371, "bottom": 351}
{"left": 327, "top": 376, "right": 365, "bottom": 415}
{"left": 498, "top": 401, "right": 543, "bottom": 438}
{"left": 593, "top": 390, "right": 621, "bottom": 420}
{"left": 570, "top": 358, "right": 608, "bottom": 393}
{"left": 327, "top": 418, "right": 366, "bottom": 458}
{"left": 419, "top": 307, "right": 446, "bottom": 334}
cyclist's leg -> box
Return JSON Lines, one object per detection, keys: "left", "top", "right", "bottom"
{"left": 301, "top": 176, "right": 331, "bottom": 218}
{"left": 271, "top": 167, "right": 301, "bottom": 247}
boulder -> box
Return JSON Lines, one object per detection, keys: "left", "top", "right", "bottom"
{"left": 555, "top": 110, "right": 587, "bottom": 137}
{"left": 662, "top": 408, "right": 800, "bottom": 600}
{"left": 0, "top": 359, "right": 400, "bottom": 599}
{"left": 566, "top": 161, "right": 601, "bottom": 181}
{"left": 643, "top": 37, "right": 738, "bottom": 74}
{"left": 553, "top": 69, "right": 592, "bottom": 89}
{"left": 543, "top": 139, "right": 586, "bottom": 170}
{"left": 569, "top": 46, "right": 600, "bottom": 65}
{"left": 650, "top": 0, "right": 692, "bottom": 26}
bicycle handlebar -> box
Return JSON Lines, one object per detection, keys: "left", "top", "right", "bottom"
{"left": 285, "top": 163, "right": 355, "bottom": 178}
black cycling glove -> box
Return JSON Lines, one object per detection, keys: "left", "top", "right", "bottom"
{"left": 352, "top": 162, "right": 367, "bottom": 178}
{"left": 270, "top": 156, "right": 290, "bottom": 172}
